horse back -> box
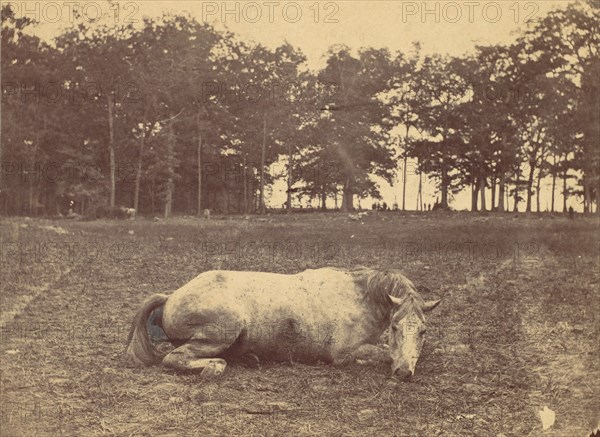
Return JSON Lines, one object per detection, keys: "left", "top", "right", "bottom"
{"left": 161, "top": 269, "right": 370, "bottom": 361}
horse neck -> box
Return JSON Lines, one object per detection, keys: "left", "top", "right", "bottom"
{"left": 360, "top": 304, "right": 393, "bottom": 343}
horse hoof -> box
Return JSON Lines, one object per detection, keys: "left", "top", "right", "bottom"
{"left": 199, "top": 362, "right": 226, "bottom": 378}
{"left": 241, "top": 353, "right": 261, "bottom": 369}
{"left": 192, "top": 359, "right": 227, "bottom": 377}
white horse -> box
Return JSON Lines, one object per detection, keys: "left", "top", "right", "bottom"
{"left": 124, "top": 268, "right": 441, "bottom": 379}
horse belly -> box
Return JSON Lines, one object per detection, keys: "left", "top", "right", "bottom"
{"left": 242, "top": 321, "right": 335, "bottom": 364}
{"left": 244, "top": 331, "right": 332, "bottom": 364}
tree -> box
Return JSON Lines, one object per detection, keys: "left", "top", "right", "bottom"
{"left": 518, "top": 1, "right": 599, "bottom": 212}
{"left": 1, "top": 5, "right": 65, "bottom": 214}
{"left": 383, "top": 44, "right": 430, "bottom": 211}
{"left": 408, "top": 55, "right": 469, "bottom": 210}
{"left": 316, "top": 45, "right": 396, "bottom": 211}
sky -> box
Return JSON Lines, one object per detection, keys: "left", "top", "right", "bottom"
{"left": 8, "top": 0, "right": 579, "bottom": 211}
{"left": 21, "top": 0, "right": 568, "bottom": 68}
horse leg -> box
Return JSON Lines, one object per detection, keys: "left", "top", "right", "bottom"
{"left": 240, "top": 352, "right": 260, "bottom": 369}
{"left": 162, "top": 328, "right": 237, "bottom": 376}
{"left": 350, "top": 344, "right": 392, "bottom": 365}
{"left": 332, "top": 344, "right": 391, "bottom": 367}
{"left": 162, "top": 341, "right": 230, "bottom": 376}
{"left": 332, "top": 353, "right": 352, "bottom": 367}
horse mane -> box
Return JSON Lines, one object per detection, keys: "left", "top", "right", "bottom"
{"left": 351, "top": 267, "right": 425, "bottom": 321}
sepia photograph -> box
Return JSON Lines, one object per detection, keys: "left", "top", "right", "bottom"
{"left": 0, "top": 0, "right": 598, "bottom": 435}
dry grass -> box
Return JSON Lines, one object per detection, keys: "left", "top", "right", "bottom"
{"left": 1, "top": 212, "right": 598, "bottom": 436}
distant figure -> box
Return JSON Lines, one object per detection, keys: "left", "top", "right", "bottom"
{"left": 123, "top": 207, "right": 136, "bottom": 218}
{"left": 382, "top": 202, "right": 388, "bottom": 211}
{"left": 427, "top": 203, "right": 431, "bottom": 211}
{"left": 372, "top": 202, "right": 377, "bottom": 210}
{"left": 203, "top": 209, "right": 211, "bottom": 220}
{"left": 568, "top": 206, "right": 574, "bottom": 219}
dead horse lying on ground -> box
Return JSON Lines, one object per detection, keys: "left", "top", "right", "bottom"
{"left": 124, "top": 268, "right": 441, "bottom": 379}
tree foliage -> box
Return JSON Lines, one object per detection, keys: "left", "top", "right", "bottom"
{"left": 1, "top": 1, "right": 598, "bottom": 215}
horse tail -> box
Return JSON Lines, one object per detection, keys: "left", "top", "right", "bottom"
{"left": 124, "top": 293, "right": 169, "bottom": 367}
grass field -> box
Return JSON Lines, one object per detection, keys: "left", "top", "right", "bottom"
{"left": 1, "top": 212, "right": 598, "bottom": 436}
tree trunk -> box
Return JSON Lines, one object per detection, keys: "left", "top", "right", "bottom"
{"left": 0, "top": 106, "right": 2, "bottom": 193}
{"left": 164, "top": 123, "right": 175, "bottom": 219}
{"left": 346, "top": 191, "right": 354, "bottom": 211}
{"left": 249, "top": 165, "right": 256, "bottom": 213}
{"left": 164, "top": 179, "right": 173, "bottom": 218}
{"left": 440, "top": 158, "right": 448, "bottom": 209}
{"left": 321, "top": 189, "right": 327, "bottom": 211}
{"left": 490, "top": 174, "right": 497, "bottom": 211}
{"left": 402, "top": 154, "right": 408, "bottom": 211}
{"left": 243, "top": 155, "right": 248, "bottom": 214}
{"left": 497, "top": 170, "right": 506, "bottom": 212}
{"left": 197, "top": 113, "right": 203, "bottom": 216}
{"left": 526, "top": 161, "right": 536, "bottom": 212}
{"left": 583, "top": 175, "right": 590, "bottom": 213}
{"left": 286, "top": 143, "right": 293, "bottom": 211}
{"left": 535, "top": 165, "right": 542, "bottom": 212}
{"left": 550, "top": 154, "right": 557, "bottom": 213}
{"left": 341, "top": 178, "right": 354, "bottom": 212}
{"left": 107, "top": 93, "right": 116, "bottom": 208}
{"left": 259, "top": 114, "right": 266, "bottom": 214}
{"left": 150, "top": 174, "right": 156, "bottom": 214}
{"left": 28, "top": 158, "right": 37, "bottom": 215}
{"left": 402, "top": 127, "right": 409, "bottom": 211}
{"left": 479, "top": 174, "right": 487, "bottom": 212}
{"left": 562, "top": 168, "right": 568, "bottom": 212}
{"left": 471, "top": 176, "right": 479, "bottom": 212}
{"left": 29, "top": 115, "right": 45, "bottom": 214}
{"left": 416, "top": 163, "right": 423, "bottom": 211}
{"left": 134, "top": 114, "right": 147, "bottom": 215}
{"left": 513, "top": 165, "right": 521, "bottom": 212}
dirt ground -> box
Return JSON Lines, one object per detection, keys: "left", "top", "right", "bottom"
{"left": 1, "top": 212, "right": 598, "bottom": 436}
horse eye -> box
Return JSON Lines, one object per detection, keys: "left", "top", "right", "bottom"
{"left": 391, "top": 326, "right": 398, "bottom": 332}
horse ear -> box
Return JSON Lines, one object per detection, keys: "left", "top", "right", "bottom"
{"left": 423, "top": 299, "right": 441, "bottom": 312}
{"left": 387, "top": 294, "right": 403, "bottom": 306}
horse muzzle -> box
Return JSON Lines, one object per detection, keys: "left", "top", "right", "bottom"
{"left": 392, "top": 364, "right": 414, "bottom": 380}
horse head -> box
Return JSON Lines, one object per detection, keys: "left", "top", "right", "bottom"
{"left": 387, "top": 293, "right": 440, "bottom": 379}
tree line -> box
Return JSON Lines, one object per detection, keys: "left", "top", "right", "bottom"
{"left": 1, "top": 1, "right": 598, "bottom": 217}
